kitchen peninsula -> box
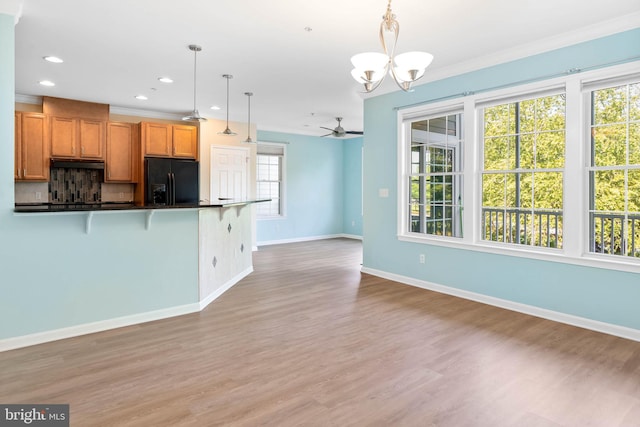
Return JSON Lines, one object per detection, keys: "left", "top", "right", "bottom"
{"left": 5, "top": 94, "right": 263, "bottom": 351}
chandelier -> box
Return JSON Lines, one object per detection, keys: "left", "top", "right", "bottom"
{"left": 350, "top": 0, "right": 433, "bottom": 93}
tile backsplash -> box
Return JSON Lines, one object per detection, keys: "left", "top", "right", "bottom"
{"left": 50, "top": 167, "right": 103, "bottom": 203}
{"left": 15, "top": 182, "right": 48, "bottom": 204}
{"left": 101, "top": 183, "right": 134, "bottom": 203}
{"left": 15, "top": 172, "right": 135, "bottom": 204}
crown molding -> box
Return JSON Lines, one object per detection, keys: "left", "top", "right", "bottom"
{"left": 108, "top": 106, "right": 186, "bottom": 121}
{"left": 16, "top": 94, "right": 192, "bottom": 122}
{"left": 369, "top": 12, "right": 640, "bottom": 98}
{"left": 0, "top": 0, "right": 22, "bottom": 24}
{"left": 15, "top": 94, "right": 41, "bottom": 105}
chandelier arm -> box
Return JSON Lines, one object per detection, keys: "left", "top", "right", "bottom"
{"left": 388, "top": 65, "right": 413, "bottom": 92}
{"left": 359, "top": 64, "right": 390, "bottom": 93}
{"left": 379, "top": 17, "right": 399, "bottom": 59}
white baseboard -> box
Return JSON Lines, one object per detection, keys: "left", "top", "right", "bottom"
{"left": 0, "top": 267, "right": 255, "bottom": 352}
{"left": 0, "top": 303, "right": 200, "bottom": 352}
{"left": 257, "top": 233, "right": 362, "bottom": 246}
{"left": 340, "top": 233, "right": 363, "bottom": 241}
{"left": 361, "top": 267, "right": 640, "bottom": 343}
{"left": 199, "top": 266, "right": 253, "bottom": 310}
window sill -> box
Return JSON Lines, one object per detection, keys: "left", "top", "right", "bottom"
{"left": 257, "top": 215, "right": 286, "bottom": 221}
{"left": 398, "top": 233, "right": 640, "bottom": 274}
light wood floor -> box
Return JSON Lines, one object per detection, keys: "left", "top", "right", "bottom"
{"left": 2, "top": 238, "right": 640, "bottom": 426}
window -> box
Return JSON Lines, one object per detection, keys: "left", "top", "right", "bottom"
{"left": 256, "top": 143, "right": 285, "bottom": 217}
{"left": 398, "top": 63, "right": 639, "bottom": 273}
{"left": 408, "top": 111, "right": 464, "bottom": 237}
{"left": 588, "top": 80, "right": 640, "bottom": 257}
{"left": 481, "top": 93, "right": 565, "bottom": 248}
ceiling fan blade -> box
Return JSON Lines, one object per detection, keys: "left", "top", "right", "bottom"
{"left": 320, "top": 133, "right": 333, "bottom": 137}
{"left": 320, "top": 126, "right": 335, "bottom": 131}
{"left": 346, "top": 131, "right": 364, "bottom": 135}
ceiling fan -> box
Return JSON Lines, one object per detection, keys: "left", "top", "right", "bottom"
{"left": 320, "top": 117, "right": 364, "bottom": 138}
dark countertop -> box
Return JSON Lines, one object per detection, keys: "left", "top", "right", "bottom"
{"left": 14, "top": 199, "right": 271, "bottom": 213}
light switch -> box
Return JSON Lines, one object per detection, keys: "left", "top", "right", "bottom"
{"left": 378, "top": 188, "right": 389, "bottom": 198}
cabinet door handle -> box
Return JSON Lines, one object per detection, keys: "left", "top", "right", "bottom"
{"left": 23, "top": 168, "right": 26, "bottom": 177}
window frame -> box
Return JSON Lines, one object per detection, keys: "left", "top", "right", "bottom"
{"left": 478, "top": 89, "right": 567, "bottom": 250}
{"left": 406, "top": 109, "right": 465, "bottom": 238}
{"left": 584, "top": 74, "right": 640, "bottom": 259}
{"left": 396, "top": 61, "right": 640, "bottom": 274}
{"left": 256, "top": 142, "right": 286, "bottom": 219}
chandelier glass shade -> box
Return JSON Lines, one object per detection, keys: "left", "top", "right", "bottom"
{"left": 350, "top": 0, "right": 433, "bottom": 93}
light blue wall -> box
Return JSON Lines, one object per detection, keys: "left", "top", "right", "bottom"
{"left": 343, "top": 137, "right": 363, "bottom": 237}
{"left": 256, "top": 130, "right": 353, "bottom": 243}
{"left": 0, "top": 14, "right": 199, "bottom": 341}
{"left": 362, "top": 29, "right": 640, "bottom": 331}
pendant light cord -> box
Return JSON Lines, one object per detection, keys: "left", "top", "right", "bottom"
{"left": 192, "top": 49, "right": 197, "bottom": 111}
{"left": 226, "top": 76, "right": 230, "bottom": 126}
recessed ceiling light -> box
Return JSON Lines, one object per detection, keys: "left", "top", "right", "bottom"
{"left": 39, "top": 80, "right": 55, "bottom": 87}
{"left": 210, "top": 105, "right": 221, "bottom": 110}
{"left": 135, "top": 95, "right": 148, "bottom": 100}
{"left": 43, "top": 56, "right": 63, "bottom": 63}
{"left": 158, "top": 77, "right": 173, "bottom": 83}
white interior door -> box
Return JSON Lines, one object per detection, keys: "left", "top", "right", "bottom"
{"left": 210, "top": 146, "right": 249, "bottom": 201}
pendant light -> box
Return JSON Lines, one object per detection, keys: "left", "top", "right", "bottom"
{"left": 182, "top": 44, "right": 207, "bottom": 122}
{"left": 218, "top": 74, "right": 237, "bottom": 135}
{"left": 243, "top": 92, "right": 254, "bottom": 143}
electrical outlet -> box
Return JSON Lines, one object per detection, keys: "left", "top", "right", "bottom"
{"left": 35, "top": 192, "right": 42, "bottom": 200}
{"left": 351, "top": 220, "right": 355, "bottom": 227}
{"left": 419, "top": 254, "right": 425, "bottom": 264}
{"left": 119, "top": 192, "right": 125, "bottom": 199}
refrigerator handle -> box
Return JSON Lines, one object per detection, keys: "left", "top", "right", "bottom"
{"left": 166, "top": 172, "right": 172, "bottom": 205}
{"left": 171, "top": 172, "right": 176, "bottom": 205}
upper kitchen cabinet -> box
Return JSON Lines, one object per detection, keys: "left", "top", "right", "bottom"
{"left": 141, "top": 122, "right": 198, "bottom": 159}
{"left": 106, "top": 122, "right": 138, "bottom": 182}
{"left": 50, "top": 117, "right": 106, "bottom": 160}
{"left": 15, "top": 112, "right": 49, "bottom": 181}
{"left": 44, "top": 96, "right": 108, "bottom": 160}
{"left": 142, "top": 122, "right": 172, "bottom": 157}
{"left": 172, "top": 125, "right": 198, "bottom": 158}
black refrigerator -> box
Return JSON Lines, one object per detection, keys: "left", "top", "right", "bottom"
{"left": 145, "top": 158, "right": 199, "bottom": 205}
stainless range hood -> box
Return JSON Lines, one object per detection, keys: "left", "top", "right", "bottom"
{"left": 51, "top": 159, "right": 105, "bottom": 169}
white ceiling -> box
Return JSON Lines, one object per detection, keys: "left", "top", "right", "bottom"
{"left": 12, "top": 0, "right": 640, "bottom": 136}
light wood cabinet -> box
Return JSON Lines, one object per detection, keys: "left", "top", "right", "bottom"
{"left": 172, "top": 125, "right": 198, "bottom": 158}
{"left": 142, "top": 122, "right": 172, "bottom": 157}
{"left": 15, "top": 112, "right": 49, "bottom": 181}
{"left": 106, "top": 122, "right": 137, "bottom": 182}
{"left": 14, "top": 113, "right": 20, "bottom": 180}
{"left": 50, "top": 116, "right": 105, "bottom": 159}
{"left": 142, "top": 122, "right": 198, "bottom": 159}
{"left": 79, "top": 120, "right": 105, "bottom": 158}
